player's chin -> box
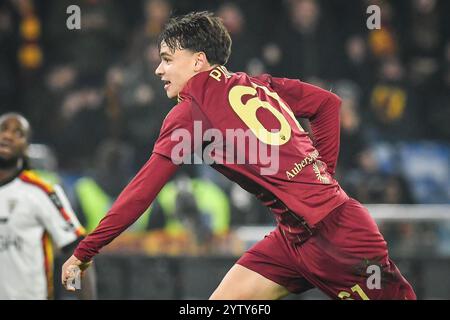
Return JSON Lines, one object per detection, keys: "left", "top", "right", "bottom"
{"left": 166, "top": 90, "right": 177, "bottom": 99}
{"left": 0, "top": 151, "right": 12, "bottom": 160}
{"left": 0, "top": 153, "right": 18, "bottom": 167}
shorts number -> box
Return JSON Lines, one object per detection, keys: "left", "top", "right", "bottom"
{"left": 338, "top": 284, "right": 370, "bottom": 300}
{"left": 228, "top": 83, "right": 304, "bottom": 146}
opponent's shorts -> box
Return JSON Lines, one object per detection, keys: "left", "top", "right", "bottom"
{"left": 237, "top": 198, "right": 416, "bottom": 300}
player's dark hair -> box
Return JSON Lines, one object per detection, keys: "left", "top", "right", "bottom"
{"left": 158, "top": 11, "right": 232, "bottom": 65}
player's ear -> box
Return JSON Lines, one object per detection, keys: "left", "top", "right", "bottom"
{"left": 194, "top": 52, "right": 208, "bottom": 72}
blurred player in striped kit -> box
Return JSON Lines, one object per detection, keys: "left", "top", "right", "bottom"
{"left": 0, "top": 113, "right": 95, "bottom": 299}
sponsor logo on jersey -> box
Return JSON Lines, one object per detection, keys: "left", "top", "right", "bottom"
{"left": 0, "top": 234, "right": 24, "bottom": 252}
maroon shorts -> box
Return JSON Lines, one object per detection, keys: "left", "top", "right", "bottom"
{"left": 237, "top": 198, "right": 416, "bottom": 300}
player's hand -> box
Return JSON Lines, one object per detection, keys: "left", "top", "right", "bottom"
{"left": 61, "top": 255, "right": 92, "bottom": 292}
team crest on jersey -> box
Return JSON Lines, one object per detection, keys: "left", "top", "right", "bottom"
{"left": 313, "top": 161, "right": 331, "bottom": 184}
{"left": 0, "top": 199, "right": 18, "bottom": 223}
{"left": 8, "top": 199, "right": 17, "bottom": 214}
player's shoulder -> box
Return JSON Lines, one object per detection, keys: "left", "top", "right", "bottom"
{"left": 250, "top": 73, "right": 273, "bottom": 86}
{"left": 19, "top": 170, "right": 70, "bottom": 212}
{"left": 18, "top": 170, "right": 55, "bottom": 196}
{"left": 179, "top": 66, "right": 242, "bottom": 101}
{"left": 162, "top": 98, "right": 193, "bottom": 127}
{"left": 251, "top": 73, "right": 301, "bottom": 89}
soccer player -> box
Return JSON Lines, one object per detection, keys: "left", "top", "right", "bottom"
{"left": 62, "top": 12, "right": 416, "bottom": 300}
{"left": 0, "top": 113, "right": 95, "bottom": 299}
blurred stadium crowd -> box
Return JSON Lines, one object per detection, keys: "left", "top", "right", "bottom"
{"left": 0, "top": 0, "right": 449, "bottom": 255}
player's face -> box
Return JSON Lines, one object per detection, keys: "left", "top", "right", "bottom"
{"left": 0, "top": 115, "right": 29, "bottom": 162}
{"left": 155, "top": 41, "right": 199, "bottom": 99}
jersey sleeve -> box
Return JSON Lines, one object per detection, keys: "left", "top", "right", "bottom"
{"left": 34, "top": 184, "right": 86, "bottom": 249}
{"left": 73, "top": 153, "right": 179, "bottom": 262}
{"left": 257, "top": 75, "right": 342, "bottom": 176}
{"left": 153, "top": 100, "right": 195, "bottom": 162}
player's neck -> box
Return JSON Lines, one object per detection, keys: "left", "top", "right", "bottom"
{"left": 198, "top": 64, "right": 219, "bottom": 74}
{"left": 189, "top": 64, "right": 220, "bottom": 82}
{"left": 208, "top": 64, "right": 219, "bottom": 71}
{"left": 0, "top": 158, "right": 22, "bottom": 183}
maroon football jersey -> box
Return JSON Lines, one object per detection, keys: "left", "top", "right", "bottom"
{"left": 153, "top": 66, "right": 348, "bottom": 228}
{"left": 74, "top": 66, "right": 350, "bottom": 262}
